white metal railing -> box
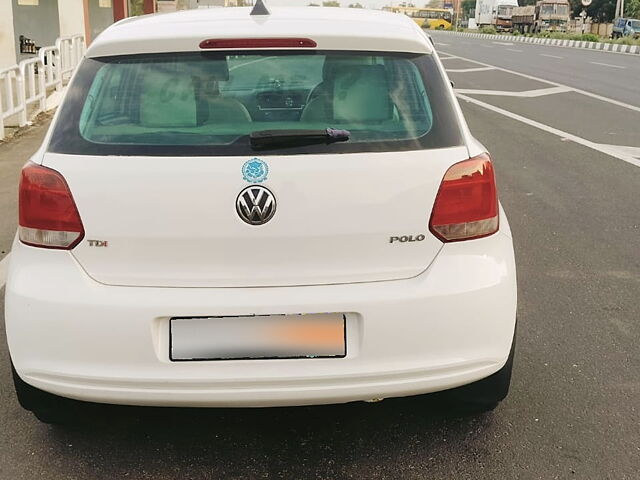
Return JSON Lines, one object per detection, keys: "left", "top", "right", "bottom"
{"left": 0, "top": 34, "right": 84, "bottom": 140}
{"left": 19, "top": 58, "right": 47, "bottom": 124}
{"left": 0, "top": 66, "right": 25, "bottom": 137}
{"left": 56, "top": 35, "right": 85, "bottom": 81}
{"left": 38, "top": 46, "right": 63, "bottom": 92}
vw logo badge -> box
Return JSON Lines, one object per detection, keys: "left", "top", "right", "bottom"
{"left": 236, "top": 186, "right": 276, "bottom": 225}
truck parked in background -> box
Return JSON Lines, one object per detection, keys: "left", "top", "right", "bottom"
{"left": 511, "top": 5, "right": 535, "bottom": 33}
{"left": 612, "top": 18, "right": 640, "bottom": 38}
{"left": 511, "top": 0, "right": 570, "bottom": 33}
{"left": 475, "top": 0, "right": 519, "bottom": 31}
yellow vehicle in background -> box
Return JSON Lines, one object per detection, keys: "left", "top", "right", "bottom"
{"left": 382, "top": 6, "right": 453, "bottom": 29}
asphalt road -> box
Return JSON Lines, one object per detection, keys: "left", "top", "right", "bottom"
{"left": 1, "top": 41, "right": 640, "bottom": 479}
{"left": 430, "top": 30, "right": 640, "bottom": 107}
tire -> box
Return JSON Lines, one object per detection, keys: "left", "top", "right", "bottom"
{"left": 11, "top": 363, "right": 85, "bottom": 425}
{"left": 443, "top": 328, "right": 516, "bottom": 412}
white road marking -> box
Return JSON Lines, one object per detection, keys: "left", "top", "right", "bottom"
{"left": 455, "top": 86, "right": 572, "bottom": 97}
{"left": 493, "top": 41, "right": 515, "bottom": 46}
{"left": 0, "top": 254, "right": 10, "bottom": 289}
{"left": 446, "top": 66, "right": 496, "bottom": 73}
{"left": 440, "top": 51, "right": 640, "bottom": 113}
{"left": 457, "top": 94, "right": 640, "bottom": 168}
{"left": 590, "top": 61, "right": 626, "bottom": 69}
{"left": 507, "top": 49, "right": 523, "bottom": 52}
{"left": 435, "top": 42, "right": 450, "bottom": 46}
{"left": 540, "top": 54, "right": 563, "bottom": 59}
{"left": 438, "top": 56, "right": 456, "bottom": 60}
{"left": 595, "top": 144, "right": 640, "bottom": 158}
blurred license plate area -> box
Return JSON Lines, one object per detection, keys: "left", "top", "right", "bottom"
{"left": 170, "top": 313, "right": 346, "bottom": 361}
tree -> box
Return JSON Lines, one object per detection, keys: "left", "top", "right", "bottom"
{"left": 571, "top": 0, "right": 616, "bottom": 21}
{"left": 129, "top": 0, "right": 144, "bottom": 16}
{"left": 323, "top": 0, "right": 341, "bottom": 5}
{"left": 461, "top": 0, "right": 475, "bottom": 17}
{"left": 349, "top": 2, "right": 364, "bottom": 7}
{"left": 625, "top": 0, "right": 640, "bottom": 17}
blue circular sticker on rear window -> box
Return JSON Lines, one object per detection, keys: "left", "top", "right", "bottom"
{"left": 242, "top": 158, "right": 269, "bottom": 183}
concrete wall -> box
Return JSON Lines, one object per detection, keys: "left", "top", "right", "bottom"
{"left": 591, "top": 23, "right": 613, "bottom": 38}
{"left": 12, "top": 0, "right": 61, "bottom": 64}
{"left": 87, "top": 0, "right": 114, "bottom": 43}
{"left": 157, "top": 0, "right": 177, "bottom": 12}
{"left": 0, "top": 1, "right": 17, "bottom": 69}
{"left": 58, "top": 0, "right": 87, "bottom": 37}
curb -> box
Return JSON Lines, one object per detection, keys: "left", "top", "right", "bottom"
{"left": 436, "top": 31, "right": 640, "bottom": 55}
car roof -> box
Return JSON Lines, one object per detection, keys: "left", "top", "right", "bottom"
{"left": 86, "top": 7, "right": 434, "bottom": 58}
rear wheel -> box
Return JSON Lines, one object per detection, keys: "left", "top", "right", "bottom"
{"left": 11, "top": 363, "right": 84, "bottom": 424}
{"left": 444, "top": 329, "right": 516, "bottom": 412}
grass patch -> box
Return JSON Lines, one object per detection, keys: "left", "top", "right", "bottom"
{"left": 463, "top": 28, "right": 640, "bottom": 46}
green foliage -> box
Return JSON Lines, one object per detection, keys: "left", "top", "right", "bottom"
{"left": 625, "top": 0, "right": 640, "bottom": 18}
{"left": 580, "top": 33, "right": 601, "bottom": 42}
{"left": 480, "top": 26, "right": 497, "bottom": 34}
{"left": 504, "top": 29, "right": 640, "bottom": 45}
{"left": 533, "top": 31, "right": 602, "bottom": 41}
{"left": 322, "top": 0, "right": 341, "bottom": 6}
{"left": 612, "top": 35, "right": 640, "bottom": 44}
{"left": 129, "top": 0, "right": 144, "bottom": 16}
{"left": 461, "top": 0, "right": 475, "bottom": 16}
{"left": 348, "top": 2, "right": 364, "bottom": 6}
{"left": 572, "top": 0, "right": 616, "bottom": 23}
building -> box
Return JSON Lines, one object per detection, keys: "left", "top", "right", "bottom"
{"left": 1, "top": 0, "right": 157, "bottom": 69}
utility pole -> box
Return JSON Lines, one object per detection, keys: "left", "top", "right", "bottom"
{"left": 580, "top": 0, "right": 591, "bottom": 33}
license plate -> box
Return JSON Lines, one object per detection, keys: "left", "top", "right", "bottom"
{"left": 170, "top": 313, "right": 346, "bottom": 361}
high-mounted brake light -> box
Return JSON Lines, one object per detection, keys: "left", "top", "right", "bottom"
{"left": 429, "top": 154, "right": 499, "bottom": 242}
{"left": 19, "top": 163, "right": 84, "bottom": 249}
{"left": 199, "top": 38, "right": 317, "bottom": 49}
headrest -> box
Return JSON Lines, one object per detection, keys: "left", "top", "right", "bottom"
{"left": 187, "top": 58, "right": 230, "bottom": 81}
{"left": 332, "top": 65, "right": 393, "bottom": 123}
{"left": 322, "top": 55, "right": 374, "bottom": 81}
{"left": 140, "top": 67, "right": 197, "bottom": 128}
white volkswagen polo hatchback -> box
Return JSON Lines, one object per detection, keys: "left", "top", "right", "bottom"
{"left": 6, "top": 5, "right": 517, "bottom": 423}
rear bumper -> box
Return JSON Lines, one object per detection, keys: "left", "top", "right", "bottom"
{"left": 5, "top": 231, "right": 517, "bottom": 407}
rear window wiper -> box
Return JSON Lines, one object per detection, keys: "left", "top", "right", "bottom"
{"left": 250, "top": 128, "right": 350, "bottom": 150}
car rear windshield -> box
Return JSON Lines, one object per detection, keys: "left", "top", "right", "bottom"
{"left": 49, "top": 50, "right": 463, "bottom": 156}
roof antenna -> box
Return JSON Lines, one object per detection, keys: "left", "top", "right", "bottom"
{"left": 250, "top": 0, "right": 270, "bottom": 16}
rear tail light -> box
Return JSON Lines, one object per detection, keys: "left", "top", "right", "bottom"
{"left": 429, "top": 153, "right": 499, "bottom": 242}
{"left": 18, "top": 163, "right": 84, "bottom": 249}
